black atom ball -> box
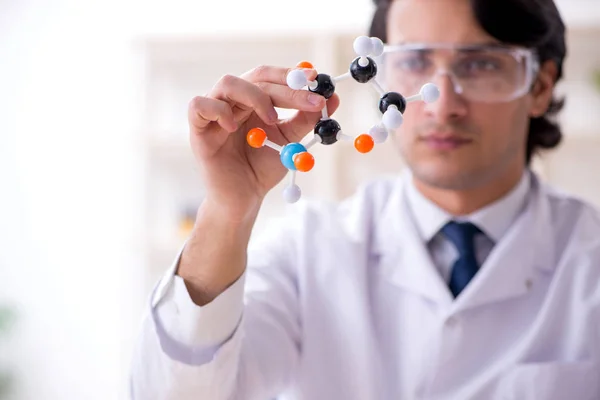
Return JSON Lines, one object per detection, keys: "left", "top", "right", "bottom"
{"left": 378, "top": 92, "right": 407, "bottom": 114}
{"left": 350, "top": 57, "right": 378, "bottom": 83}
{"left": 314, "top": 118, "right": 341, "bottom": 145}
{"left": 309, "top": 73, "right": 336, "bottom": 99}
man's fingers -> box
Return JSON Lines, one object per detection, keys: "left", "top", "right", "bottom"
{"left": 188, "top": 96, "right": 238, "bottom": 132}
{"left": 242, "top": 65, "right": 318, "bottom": 86}
{"left": 210, "top": 74, "right": 278, "bottom": 126}
{"left": 278, "top": 93, "right": 341, "bottom": 142}
{"left": 191, "top": 66, "right": 333, "bottom": 140}
{"left": 256, "top": 81, "right": 326, "bottom": 112}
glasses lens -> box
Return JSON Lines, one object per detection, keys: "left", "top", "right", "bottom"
{"left": 377, "top": 46, "right": 533, "bottom": 103}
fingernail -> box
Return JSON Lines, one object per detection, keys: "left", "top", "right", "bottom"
{"left": 308, "top": 93, "right": 323, "bottom": 106}
{"left": 268, "top": 108, "right": 279, "bottom": 122}
{"left": 303, "top": 69, "right": 317, "bottom": 78}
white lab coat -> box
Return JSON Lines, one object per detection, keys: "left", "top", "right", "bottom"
{"left": 130, "top": 170, "right": 600, "bottom": 400}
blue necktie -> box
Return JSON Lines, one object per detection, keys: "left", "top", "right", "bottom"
{"left": 441, "top": 221, "right": 483, "bottom": 297}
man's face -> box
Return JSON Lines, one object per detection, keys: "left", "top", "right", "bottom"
{"left": 384, "top": 0, "right": 541, "bottom": 190}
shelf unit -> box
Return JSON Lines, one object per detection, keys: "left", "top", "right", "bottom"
{"left": 135, "top": 25, "right": 600, "bottom": 291}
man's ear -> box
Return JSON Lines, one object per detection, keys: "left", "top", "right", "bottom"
{"left": 529, "top": 60, "right": 558, "bottom": 118}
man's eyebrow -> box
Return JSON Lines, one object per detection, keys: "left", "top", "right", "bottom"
{"left": 389, "top": 40, "right": 504, "bottom": 47}
{"left": 457, "top": 41, "right": 510, "bottom": 52}
{"left": 385, "top": 42, "right": 433, "bottom": 54}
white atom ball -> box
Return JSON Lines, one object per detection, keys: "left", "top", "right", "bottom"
{"left": 421, "top": 83, "right": 440, "bottom": 103}
{"left": 368, "top": 124, "right": 388, "bottom": 144}
{"left": 370, "top": 37, "right": 384, "bottom": 57}
{"left": 353, "top": 36, "right": 373, "bottom": 57}
{"left": 382, "top": 108, "right": 404, "bottom": 130}
{"left": 283, "top": 184, "right": 301, "bottom": 203}
{"left": 287, "top": 69, "right": 308, "bottom": 90}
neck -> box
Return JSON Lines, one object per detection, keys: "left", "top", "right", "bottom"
{"left": 413, "top": 164, "right": 526, "bottom": 216}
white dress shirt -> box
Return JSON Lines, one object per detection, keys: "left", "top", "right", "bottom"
{"left": 130, "top": 169, "right": 600, "bottom": 400}
{"left": 406, "top": 171, "right": 531, "bottom": 283}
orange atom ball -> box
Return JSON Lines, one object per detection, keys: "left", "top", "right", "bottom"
{"left": 247, "top": 127, "right": 267, "bottom": 148}
{"left": 293, "top": 151, "right": 315, "bottom": 172}
{"left": 355, "top": 134, "right": 375, "bottom": 153}
{"left": 296, "top": 61, "right": 314, "bottom": 69}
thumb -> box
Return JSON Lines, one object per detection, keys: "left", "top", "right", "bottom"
{"left": 277, "top": 93, "right": 341, "bottom": 143}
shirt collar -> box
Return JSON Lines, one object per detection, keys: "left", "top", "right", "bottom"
{"left": 405, "top": 169, "right": 532, "bottom": 243}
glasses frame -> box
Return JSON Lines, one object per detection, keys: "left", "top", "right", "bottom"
{"left": 377, "top": 42, "right": 541, "bottom": 103}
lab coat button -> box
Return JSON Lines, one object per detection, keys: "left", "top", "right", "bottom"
{"left": 445, "top": 317, "right": 457, "bottom": 327}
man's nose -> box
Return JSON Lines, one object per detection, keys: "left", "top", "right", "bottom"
{"left": 424, "top": 72, "right": 468, "bottom": 122}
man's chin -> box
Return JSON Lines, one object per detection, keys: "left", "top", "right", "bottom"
{"left": 409, "top": 162, "right": 484, "bottom": 191}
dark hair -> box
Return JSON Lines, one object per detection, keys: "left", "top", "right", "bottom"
{"left": 369, "top": 0, "right": 567, "bottom": 165}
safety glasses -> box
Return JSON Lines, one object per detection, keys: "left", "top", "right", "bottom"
{"left": 374, "top": 42, "right": 540, "bottom": 103}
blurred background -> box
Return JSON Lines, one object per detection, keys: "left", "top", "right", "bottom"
{"left": 1, "top": 0, "right": 599, "bottom": 399}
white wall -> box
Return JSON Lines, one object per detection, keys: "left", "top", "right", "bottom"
{"left": 0, "top": 1, "right": 142, "bottom": 398}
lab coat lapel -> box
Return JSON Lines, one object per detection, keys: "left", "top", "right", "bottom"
{"left": 371, "top": 173, "right": 555, "bottom": 311}
{"left": 449, "top": 174, "right": 555, "bottom": 313}
{"left": 373, "top": 176, "right": 454, "bottom": 306}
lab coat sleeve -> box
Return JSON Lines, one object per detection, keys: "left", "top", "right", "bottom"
{"left": 129, "top": 212, "right": 303, "bottom": 400}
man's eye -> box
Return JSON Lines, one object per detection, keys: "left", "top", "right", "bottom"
{"left": 458, "top": 58, "right": 501, "bottom": 74}
{"left": 395, "top": 57, "right": 429, "bottom": 72}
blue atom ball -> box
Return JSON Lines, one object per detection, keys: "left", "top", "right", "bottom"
{"left": 280, "top": 143, "right": 307, "bottom": 170}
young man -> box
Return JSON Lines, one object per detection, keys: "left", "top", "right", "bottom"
{"left": 130, "top": 0, "right": 600, "bottom": 398}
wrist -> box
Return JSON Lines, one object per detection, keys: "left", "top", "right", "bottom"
{"left": 199, "top": 195, "right": 262, "bottom": 226}
{"left": 177, "top": 197, "right": 258, "bottom": 305}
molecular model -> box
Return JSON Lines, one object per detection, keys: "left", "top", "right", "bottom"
{"left": 246, "top": 35, "right": 440, "bottom": 203}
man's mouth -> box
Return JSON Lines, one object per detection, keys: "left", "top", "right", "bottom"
{"left": 421, "top": 132, "right": 473, "bottom": 150}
